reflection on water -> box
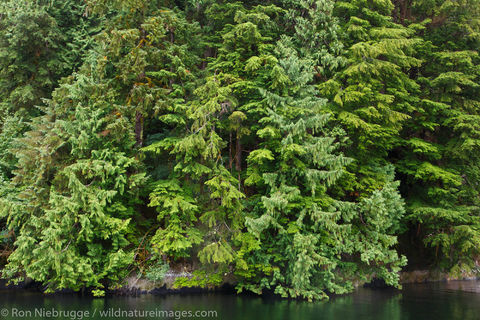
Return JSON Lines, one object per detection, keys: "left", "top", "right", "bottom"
{"left": 1, "top": 281, "right": 480, "bottom": 319}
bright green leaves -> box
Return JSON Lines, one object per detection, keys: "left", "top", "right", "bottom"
{"left": 144, "top": 3, "right": 281, "bottom": 279}
{"left": 146, "top": 73, "right": 246, "bottom": 266}
{"left": 205, "top": 167, "right": 245, "bottom": 211}
{"left": 149, "top": 180, "right": 198, "bottom": 221}
{"left": 247, "top": 149, "right": 274, "bottom": 165}
{"left": 198, "top": 241, "right": 235, "bottom": 265}
{"left": 0, "top": 0, "right": 148, "bottom": 289}
{"left": 318, "top": 0, "right": 422, "bottom": 199}
{"left": 236, "top": 34, "right": 346, "bottom": 299}
{"left": 173, "top": 270, "right": 223, "bottom": 289}
{"left": 148, "top": 180, "right": 202, "bottom": 258}
{"left": 151, "top": 224, "right": 203, "bottom": 259}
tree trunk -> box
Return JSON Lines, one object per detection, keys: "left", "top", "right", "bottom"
{"left": 135, "top": 111, "right": 143, "bottom": 147}
{"left": 235, "top": 134, "right": 241, "bottom": 171}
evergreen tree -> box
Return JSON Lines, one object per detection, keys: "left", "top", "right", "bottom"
{"left": 238, "top": 36, "right": 405, "bottom": 301}
{"left": 320, "top": 0, "right": 421, "bottom": 194}
{"left": 0, "top": 0, "right": 98, "bottom": 267}
{"left": 143, "top": 3, "right": 284, "bottom": 284}
{"left": 0, "top": 0, "right": 97, "bottom": 118}
{"left": 0, "top": 0, "right": 161, "bottom": 292}
{"left": 394, "top": 0, "right": 480, "bottom": 272}
{"left": 1, "top": 0, "right": 480, "bottom": 300}
{"left": 0, "top": 67, "right": 146, "bottom": 293}
{"left": 0, "top": 0, "right": 63, "bottom": 116}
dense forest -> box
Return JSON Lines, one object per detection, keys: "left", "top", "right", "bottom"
{"left": 0, "top": 0, "right": 479, "bottom": 300}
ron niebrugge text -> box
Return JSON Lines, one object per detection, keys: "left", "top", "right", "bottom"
{"left": 2, "top": 307, "right": 218, "bottom": 319}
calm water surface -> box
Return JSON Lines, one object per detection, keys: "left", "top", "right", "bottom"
{"left": 1, "top": 281, "right": 480, "bottom": 319}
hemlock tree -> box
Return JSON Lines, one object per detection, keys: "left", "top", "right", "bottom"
{"left": 320, "top": 0, "right": 421, "bottom": 194}
{"left": 0, "top": 0, "right": 156, "bottom": 293}
{"left": 0, "top": 0, "right": 97, "bottom": 268}
{"left": 0, "top": 0, "right": 65, "bottom": 184}
{"left": 0, "top": 0, "right": 64, "bottom": 116}
{"left": 0, "top": 0, "right": 97, "bottom": 119}
{"left": 143, "top": 3, "right": 284, "bottom": 286}
{"left": 0, "top": 70, "right": 146, "bottom": 293}
{"left": 394, "top": 0, "right": 480, "bottom": 272}
{"left": 237, "top": 36, "right": 406, "bottom": 301}
{"left": 86, "top": 0, "right": 205, "bottom": 276}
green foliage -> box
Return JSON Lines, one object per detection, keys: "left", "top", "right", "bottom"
{"left": 1, "top": 0, "right": 479, "bottom": 300}
{"left": 0, "top": 0, "right": 97, "bottom": 115}
{"left": 173, "top": 270, "right": 223, "bottom": 289}
{"left": 145, "top": 261, "right": 170, "bottom": 283}
{"left": 148, "top": 180, "right": 203, "bottom": 258}
{"left": 1, "top": 69, "right": 146, "bottom": 291}
{"left": 393, "top": 0, "right": 480, "bottom": 270}
{"left": 91, "top": 289, "right": 106, "bottom": 297}
{"left": 319, "top": 0, "right": 421, "bottom": 194}
{"left": 236, "top": 33, "right": 406, "bottom": 301}
{"left": 0, "top": 0, "right": 63, "bottom": 115}
{"left": 143, "top": 2, "right": 280, "bottom": 281}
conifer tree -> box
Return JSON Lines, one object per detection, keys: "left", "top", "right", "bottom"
{"left": 320, "top": 0, "right": 421, "bottom": 194}
{"left": 0, "top": 0, "right": 63, "bottom": 116}
{"left": 0, "top": 70, "right": 146, "bottom": 292}
{"left": 2, "top": 0, "right": 480, "bottom": 299}
{"left": 0, "top": 0, "right": 97, "bottom": 119}
{"left": 238, "top": 34, "right": 406, "bottom": 301}
{"left": 0, "top": 0, "right": 98, "bottom": 267}
{"left": 394, "top": 0, "right": 480, "bottom": 271}
{"left": 143, "top": 3, "right": 284, "bottom": 284}
{"left": 0, "top": 0, "right": 168, "bottom": 292}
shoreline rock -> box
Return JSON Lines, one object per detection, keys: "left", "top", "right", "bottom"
{"left": 399, "top": 269, "right": 480, "bottom": 284}
{"left": 2, "top": 269, "right": 480, "bottom": 296}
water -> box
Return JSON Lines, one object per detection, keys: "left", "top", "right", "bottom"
{"left": 1, "top": 281, "right": 480, "bottom": 319}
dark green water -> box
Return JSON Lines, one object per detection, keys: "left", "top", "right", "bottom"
{"left": 2, "top": 281, "right": 480, "bottom": 320}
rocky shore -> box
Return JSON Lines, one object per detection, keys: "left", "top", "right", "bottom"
{"left": 2, "top": 269, "right": 479, "bottom": 296}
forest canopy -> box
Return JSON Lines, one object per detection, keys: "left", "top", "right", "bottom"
{"left": 1, "top": 0, "right": 480, "bottom": 300}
